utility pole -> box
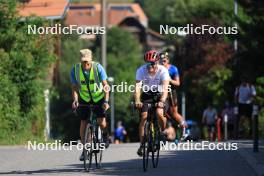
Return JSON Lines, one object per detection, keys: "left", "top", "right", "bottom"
{"left": 101, "top": 0, "right": 107, "bottom": 69}
{"left": 234, "top": 0, "right": 238, "bottom": 51}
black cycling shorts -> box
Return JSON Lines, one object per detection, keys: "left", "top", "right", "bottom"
{"left": 140, "top": 92, "right": 169, "bottom": 113}
{"left": 168, "top": 89, "right": 178, "bottom": 106}
{"left": 76, "top": 98, "right": 106, "bottom": 121}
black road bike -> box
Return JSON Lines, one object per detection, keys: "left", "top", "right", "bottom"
{"left": 74, "top": 104, "right": 104, "bottom": 172}
{"left": 142, "top": 102, "right": 161, "bottom": 172}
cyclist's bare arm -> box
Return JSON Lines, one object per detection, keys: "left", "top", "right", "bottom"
{"left": 134, "top": 80, "right": 142, "bottom": 103}
{"left": 72, "top": 84, "right": 79, "bottom": 102}
{"left": 170, "top": 76, "right": 180, "bottom": 86}
{"left": 102, "top": 80, "right": 110, "bottom": 101}
{"left": 160, "top": 80, "right": 169, "bottom": 102}
{"left": 71, "top": 84, "right": 79, "bottom": 109}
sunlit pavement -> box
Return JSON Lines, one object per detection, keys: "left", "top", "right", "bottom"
{"left": 0, "top": 140, "right": 263, "bottom": 176}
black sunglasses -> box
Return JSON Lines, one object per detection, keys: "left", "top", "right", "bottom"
{"left": 82, "top": 61, "right": 91, "bottom": 65}
{"left": 146, "top": 62, "right": 157, "bottom": 68}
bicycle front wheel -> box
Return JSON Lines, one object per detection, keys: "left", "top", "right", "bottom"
{"left": 83, "top": 124, "right": 93, "bottom": 172}
{"left": 143, "top": 121, "right": 150, "bottom": 172}
{"left": 152, "top": 122, "right": 160, "bottom": 168}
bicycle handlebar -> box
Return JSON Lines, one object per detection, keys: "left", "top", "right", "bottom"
{"left": 77, "top": 104, "right": 102, "bottom": 108}
{"left": 130, "top": 101, "right": 159, "bottom": 108}
{"left": 73, "top": 104, "right": 109, "bottom": 115}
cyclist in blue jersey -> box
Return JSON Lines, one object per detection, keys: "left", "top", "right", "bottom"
{"left": 114, "top": 121, "right": 127, "bottom": 144}
{"left": 160, "top": 52, "right": 186, "bottom": 128}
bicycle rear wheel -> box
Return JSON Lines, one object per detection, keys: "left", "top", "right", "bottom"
{"left": 143, "top": 121, "right": 150, "bottom": 172}
{"left": 84, "top": 124, "right": 93, "bottom": 172}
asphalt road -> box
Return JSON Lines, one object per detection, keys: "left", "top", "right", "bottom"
{"left": 0, "top": 142, "right": 257, "bottom": 176}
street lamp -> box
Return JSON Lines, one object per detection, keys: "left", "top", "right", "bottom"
{"left": 44, "top": 89, "right": 50, "bottom": 141}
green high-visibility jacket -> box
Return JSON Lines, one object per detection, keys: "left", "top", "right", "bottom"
{"left": 74, "top": 62, "right": 105, "bottom": 103}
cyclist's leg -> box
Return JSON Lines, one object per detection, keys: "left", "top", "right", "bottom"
{"left": 156, "top": 108, "right": 166, "bottom": 131}
{"left": 156, "top": 98, "right": 168, "bottom": 131}
{"left": 97, "top": 118, "right": 107, "bottom": 132}
{"left": 137, "top": 104, "right": 148, "bottom": 156}
{"left": 170, "top": 106, "right": 183, "bottom": 123}
{"left": 76, "top": 99, "right": 91, "bottom": 161}
{"left": 77, "top": 100, "right": 91, "bottom": 144}
{"left": 169, "top": 90, "right": 184, "bottom": 124}
{"left": 139, "top": 111, "right": 148, "bottom": 144}
{"left": 80, "top": 120, "right": 86, "bottom": 144}
{"left": 96, "top": 117, "right": 109, "bottom": 149}
{"left": 209, "top": 125, "right": 215, "bottom": 141}
{"left": 206, "top": 125, "right": 211, "bottom": 141}
{"left": 93, "top": 99, "right": 108, "bottom": 133}
{"left": 92, "top": 99, "right": 110, "bottom": 148}
{"left": 139, "top": 93, "right": 151, "bottom": 144}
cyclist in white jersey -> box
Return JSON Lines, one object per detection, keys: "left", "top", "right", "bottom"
{"left": 134, "top": 50, "right": 170, "bottom": 156}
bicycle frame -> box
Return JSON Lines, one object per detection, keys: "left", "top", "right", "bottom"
{"left": 143, "top": 103, "right": 160, "bottom": 172}
{"left": 76, "top": 104, "right": 104, "bottom": 172}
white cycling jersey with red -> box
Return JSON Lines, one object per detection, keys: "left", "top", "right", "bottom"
{"left": 136, "top": 64, "right": 170, "bottom": 93}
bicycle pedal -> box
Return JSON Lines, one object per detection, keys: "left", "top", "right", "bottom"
{"left": 92, "top": 150, "right": 100, "bottom": 153}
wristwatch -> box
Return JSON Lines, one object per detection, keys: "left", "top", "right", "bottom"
{"left": 104, "top": 100, "right": 109, "bottom": 104}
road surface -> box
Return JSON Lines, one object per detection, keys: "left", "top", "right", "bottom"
{"left": 0, "top": 141, "right": 257, "bottom": 176}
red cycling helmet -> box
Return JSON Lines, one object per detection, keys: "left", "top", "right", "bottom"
{"left": 144, "top": 50, "right": 160, "bottom": 62}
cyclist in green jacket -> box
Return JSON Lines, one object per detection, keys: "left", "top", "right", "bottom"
{"left": 70, "top": 49, "right": 110, "bottom": 161}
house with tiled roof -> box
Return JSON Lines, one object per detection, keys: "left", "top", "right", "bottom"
{"left": 65, "top": 3, "right": 147, "bottom": 28}
{"left": 18, "top": 0, "right": 69, "bottom": 20}
{"left": 65, "top": 3, "right": 167, "bottom": 51}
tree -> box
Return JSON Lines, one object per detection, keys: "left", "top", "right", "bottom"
{"left": 232, "top": 0, "right": 264, "bottom": 82}
{"left": 139, "top": 0, "right": 234, "bottom": 30}
{"left": 0, "top": 0, "right": 56, "bottom": 144}
{"left": 50, "top": 34, "right": 91, "bottom": 141}
{"left": 106, "top": 27, "right": 143, "bottom": 141}
{"left": 232, "top": 0, "right": 264, "bottom": 137}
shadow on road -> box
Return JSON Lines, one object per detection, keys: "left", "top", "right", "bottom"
{"left": 0, "top": 145, "right": 258, "bottom": 176}
{"left": 0, "top": 168, "right": 83, "bottom": 175}
{"left": 0, "top": 151, "right": 181, "bottom": 175}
